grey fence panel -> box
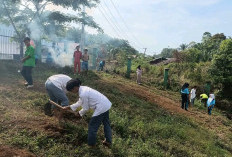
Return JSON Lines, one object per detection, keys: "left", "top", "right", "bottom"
{"left": 0, "top": 28, "right": 20, "bottom": 60}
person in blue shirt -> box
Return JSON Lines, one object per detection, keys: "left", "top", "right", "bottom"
{"left": 207, "top": 94, "right": 215, "bottom": 115}
{"left": 181, "top": 83, "right": 189, "bottom": 111}
{"left": 98, "top": 60, "right": 105, "bottom": 71}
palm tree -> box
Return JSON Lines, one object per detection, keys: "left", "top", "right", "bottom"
{"left": 179, "top": 43, "right": 188, "bottom": 51}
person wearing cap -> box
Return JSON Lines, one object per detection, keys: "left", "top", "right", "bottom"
{"left": 207, "top": 94, "right": 215, "bottom": 115}
{"left": 73, "top": 45, "right": 82, "bottom": 74}
{"left": 21, "top": 37, "right": 35, "bottom": 89}
{"left": 64, "top": 78, "right": 112, "bottom": 147}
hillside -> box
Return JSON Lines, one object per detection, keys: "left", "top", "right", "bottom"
{"left": 0, "top": 60, "right": 231, "bottom": 157}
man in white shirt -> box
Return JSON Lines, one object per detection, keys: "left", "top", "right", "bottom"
{"left": 64, "top": 78, "right": 112, "bottom": 147}
{"left": 190, "top": 86, "right": 197, "bottom": 106}
{"left": 45, "top": 74, "right": 72, "bottom": 116}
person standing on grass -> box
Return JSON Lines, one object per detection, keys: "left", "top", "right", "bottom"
{"left": 44, "top": 74, "right": 71, "bottom": 116}
{"left": 136, "top": 65, "right": 142, "bottom": 85}
{"left": 64, "top": 78, "right": 112, "bottom": 147}
{"left": 207, "top": 94, "right": 215, "bottom": 115}
{"left": 21, "top": 37, "right": 35, "bottom": 89}
{"left": 82, "top": 49, "right": 89, "bottom": 74}
{"left": 190, "top": 86, "right": 197, "bottom": 106}
{"left": 181, "top": 83, "right": 190, "bottom": 111}
{"left": 73, "top": 45, "right": 82, "bottom": 74}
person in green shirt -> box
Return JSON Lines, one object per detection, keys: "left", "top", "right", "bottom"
{"left": 21, "top": 37, "right": 35, "bottom": 88}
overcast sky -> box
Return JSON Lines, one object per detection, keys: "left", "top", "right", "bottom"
{"left": 86, "top": 0, "right": 232, "bottom": 55}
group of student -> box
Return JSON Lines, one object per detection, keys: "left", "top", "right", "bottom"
{"left": 20, "top": 37, "right": 112, "bottom": 147}
{"left": 20, "top": 37, "right": 106, "bottom": 88}
{"left": 135, "top": 66, "right": 216, "bottom": 115}
{"left": 181, "top": 83, "right": 216, "bottom": 115}
{"left": 73, "top": 45, "right": 106, "bottom": 75}
{"left": 73, "top": 45, "right": 89, "bottom": 74}
{"left": 20, "top": 37, "right": 217, "bottom": 149}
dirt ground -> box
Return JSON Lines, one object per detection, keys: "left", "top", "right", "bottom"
{"left": 0, "top": 145, "right": 35, "bottom": 157}
{"left": 0, "top": 82, "right": 81, "bottom": 155}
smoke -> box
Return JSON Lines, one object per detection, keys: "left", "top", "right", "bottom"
{"left": 28, "top": 21, "right": 43, "bottom": 41}
{"left": 46, "top": 42, "right": 78, "bottom": 67}
{"left": 49, "top": 48, "right": 73, "bottom": 67}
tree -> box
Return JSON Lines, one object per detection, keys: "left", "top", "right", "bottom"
{"left": 183, "top": 48, "right": 202, "bottom": 63}
{"left": 201, "top": 32, "right": 226, "bottom": 61}
{"left": 188, "top": 41, "right": 197, "bottom": 48}
{"left": 105, "top": 39, "right": 138, "bottom": 61}
{"left": 210, "top": 39, "right": 232, "bottom": 98}
{"left": 0, "top": 0, "right": 101, "bottom": 58}
{"left": 66, "top": 27, "right": 82, "bottom": 43}
{"left": 160, "top": 48, "right": 176, "bottom": 58}
{"left": 202, "top": 32, "right": 211, "bottom": 42}
{"left": 0, "top": 0, "right": 27, "bottom": 56}
{"left": 179, "top": 43, "right": 188, "bottom": 51}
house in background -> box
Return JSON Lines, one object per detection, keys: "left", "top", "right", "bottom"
{"left": 149, "top": 57, "right": 176, "bottom": 65}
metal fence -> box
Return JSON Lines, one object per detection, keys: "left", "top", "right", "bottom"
{"left": 0, "top": 28, "right": 20, "bottom": 60}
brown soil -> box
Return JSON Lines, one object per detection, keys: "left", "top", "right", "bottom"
{"left": 0, "top": 145, "right": 35, "bottom": 157}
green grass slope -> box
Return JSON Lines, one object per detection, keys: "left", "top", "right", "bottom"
{"left": 0, "top": 61, "right": 231, "bottom": 157}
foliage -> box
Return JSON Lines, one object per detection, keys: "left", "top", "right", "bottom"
{"left": 183, "top": 48, "right": 202, "bottom": 63}
{"left": 210, "top": 39, "right": 232, "bottom": 98}
{"left": 0, "top": 0, "right": 101, "bottom": 42}
{"left": 179, "top": 43, "right": 188, "bottom": 51}
{"left": 105, "top": 39, "right": 138, "bottom": 63}
{"left": 160, "top": 48, "right": 176, "bottom": 58}
{"left": 201, "top": 32, "right": 226, "bottom": 61}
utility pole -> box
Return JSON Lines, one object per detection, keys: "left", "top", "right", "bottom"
{"left": 80, "top": 6, "right": 85, "bottom": 53}
{"left": 143, "top": 48, "right": 147, "bottom": 55}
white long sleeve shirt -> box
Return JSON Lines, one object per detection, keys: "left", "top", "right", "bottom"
{"left": 47, "top": 74, "right": 72, "bottom": 93}
{"left": 190, "top": 88, "right": 196, "bottom": 99}
{"left": 70, "top": 86, "right": 112, "bottom": 117}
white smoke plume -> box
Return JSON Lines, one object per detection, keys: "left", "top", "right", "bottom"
{"left": 48, "top": 48, "right": 73, "bottom": 67}
{"left": 28, "top": 21, "right": 42, "bottom": 41}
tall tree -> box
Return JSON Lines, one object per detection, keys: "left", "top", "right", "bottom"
{"left": 160, "top": 48, "right": 176, "bottom": 58}
{"left": 202, "top": 32, "right": 211, "bottom": 42}
{"left": 0, "top": 0, "right": 101, "bottom": 58}
{"left": 210, "top": 39, "right": 232, "bottom": 98}
{"left": 201, "top": 32, "right": 226, "bottom": 61}
{"left": 179, "top": 43, "right": 188, "bottom": 51}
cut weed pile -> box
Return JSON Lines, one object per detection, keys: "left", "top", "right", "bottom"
{"left": 0, "top": 145, "right": 35, "bottom": 157}
{"left": 0, "top": 60, "right": 232, "bottom": 157}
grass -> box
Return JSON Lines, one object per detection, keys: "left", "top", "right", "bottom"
{"left": 0, "top": 60, "right": 231, "bottom": 156}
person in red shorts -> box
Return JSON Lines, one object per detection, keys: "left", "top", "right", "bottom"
{"left": 73, "top": 45, "right": 82, "bottom": 74}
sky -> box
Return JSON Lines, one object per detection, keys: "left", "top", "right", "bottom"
{"left": 86, "top": 0, "right": 232, "bottom": 55}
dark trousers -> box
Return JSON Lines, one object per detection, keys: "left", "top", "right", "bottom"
{"left": 208, "top": 106, "right": 213, "bottom": 115}
{"left": 202, "top": 99, "right": 207, "bottom": 107}
{"left": 88, "top": 110, "right": 112, "bottom": 146}
{"left": 21, "top": 66, "right": 33, "bottom": 85}
{"left": 181, "top": 94, "right": 188, "bottom": 109}
{"left": 45, "top": 80, "right": 69, "bottom": 107}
